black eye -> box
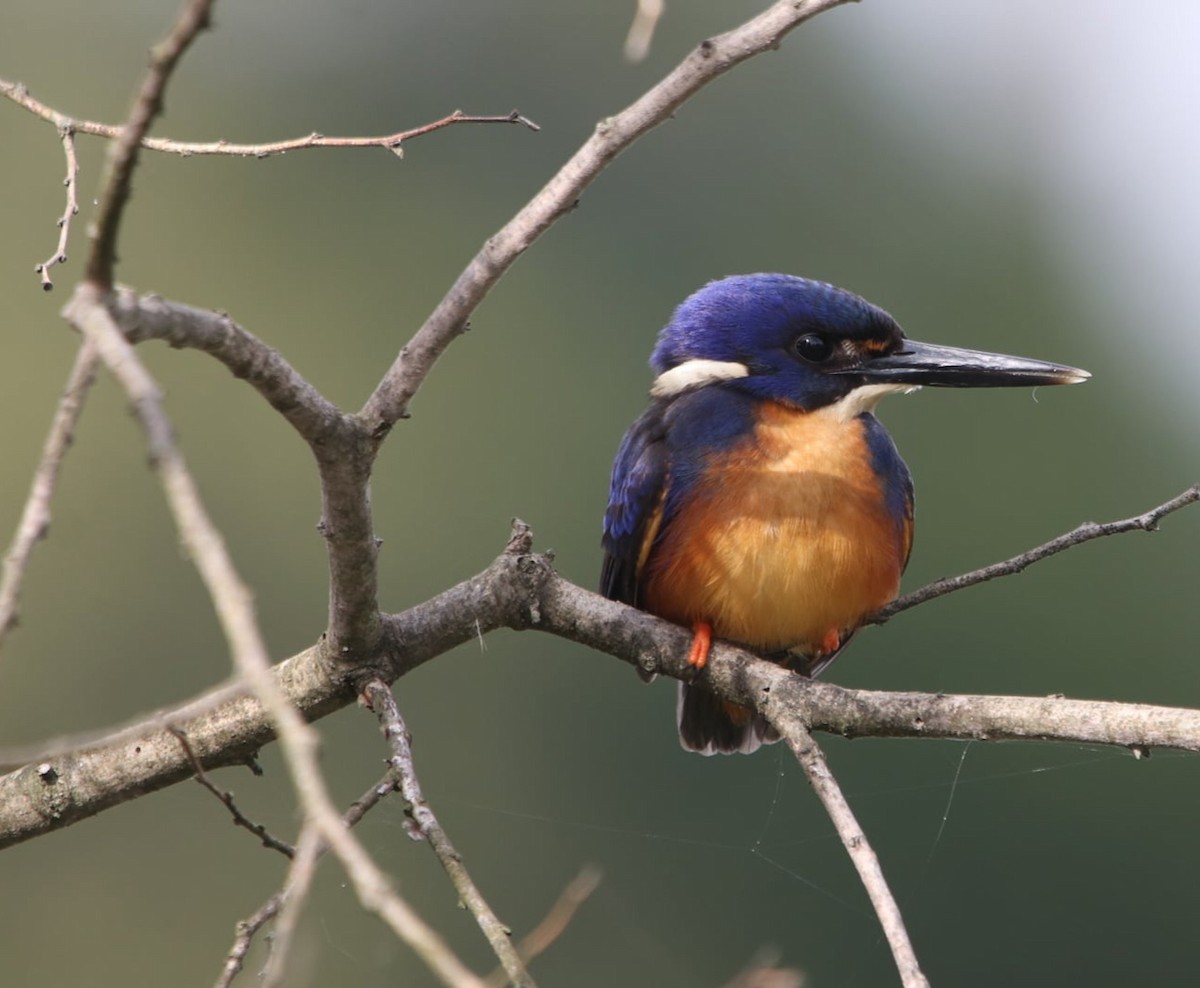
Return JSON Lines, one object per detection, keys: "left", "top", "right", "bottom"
{"left": 792, "top": 332, "right": 833, "bottom": 362}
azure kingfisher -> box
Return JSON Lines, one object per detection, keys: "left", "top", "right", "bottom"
{"left": 601, "top": 274, "right": 1088, "bottom": 755}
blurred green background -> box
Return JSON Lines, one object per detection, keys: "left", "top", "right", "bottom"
{"left": 2, "top": 2, "right": 1198, "bottom": 986}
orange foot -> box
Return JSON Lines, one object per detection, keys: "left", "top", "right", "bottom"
{"left": 687, "top": 620, "right": 714, "bottom": 670}
{"left": 819, "top": 627, "right": 842, "bottom": 656}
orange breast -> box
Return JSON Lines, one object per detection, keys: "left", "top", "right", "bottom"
{"left": 642, "top": 402, "right": 907, "bottom": 654}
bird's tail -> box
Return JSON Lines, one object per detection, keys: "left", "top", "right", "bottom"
{"left": 676, "top": 682, "right": 779, "bottom": 756}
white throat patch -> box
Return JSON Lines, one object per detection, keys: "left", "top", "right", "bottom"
{"left": 814, "top": 382, "right": 921, "bottom": 421}
{"left": 650, "top": 359, "right": 750, "bottom": 399}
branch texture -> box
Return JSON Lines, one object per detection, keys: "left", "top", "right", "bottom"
{"left": 3, "top": 491, "right": 1196, "bottom": 850}
{"left": 360, "top": 0, "right": 855, "bottom": 433}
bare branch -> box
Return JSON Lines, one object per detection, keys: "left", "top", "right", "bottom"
{"left": 484, "top": 867, "right": 603, "bottom": 988}
{"left": 360, "top": 0, "right": 856, "bottom": 434}
{"left": 364, "top": 679, "right": 536, "bottom": 988}
{"left": 0, "top": 340, "right": 98, "bottom": 648}
{"left": 57, "top": 1, "right": 477, "bottom": 976}
{"left": 873, "top": 483, "right": 1200, "bottom": 623}
{"left": 215, "top": 771, "right": 400, "bottom": 988}
{"left": 84, "top": 0, "right": 216, "bottom": 288}
{"left": 0, "top": 82, "right": 536, "bottom": 158}
{"left": 3, "top": 491, "right": 1197, "bottom": 850}
{"left": 106, "top": 286, "right": 346, "bottom": 448}
{"left": 169, "top": 727, "right": 295, "bottom": 858}
{"left": 258, "top": 821, "right": 321, "bottom": 988}
{"left": 779, "top": 723, "right": 928, "bottom": 988}
{"left": 34, "top": 127, "right": 79, "bottom": 291}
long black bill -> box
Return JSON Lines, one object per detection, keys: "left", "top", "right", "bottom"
{"left": 854, "top": 339, "right": 1090, "bottom": 388}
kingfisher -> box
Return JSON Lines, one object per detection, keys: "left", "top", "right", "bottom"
{"left": 601, "top": 274, "right": 1088, "bottom": 755}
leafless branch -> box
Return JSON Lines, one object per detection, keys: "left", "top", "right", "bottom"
{"left": 106, "top": 286, "right": 346, "bottom": 447}
{"left": 873, "top": 483, "right": 1200, "bottom": 623}
{"left": 359, "top": 0, "right": 856, "bottom": 435}
{"left": 779, "top": 723, "right": 928, "bottom": 988}
{"left": 169, "top": 727, "right": 295, "bottom": 857}
{"left": 215, "top": 771, "right": 400, "bottom": 988}
{"left": 364, "top": 679, "right": 536, "bottom": 988}
{"left": 0, "top": 340, "right": 97, "bottom": 648}
{"left": 3, "top": 488, "right": 1196, "bottom": 851}
{"left": 0, "top": 81, "right": 536, "bottom": 157}
{"left": 258, "top": 821, "right": 321, "bottom": 988}
{"left": 484, "top": 867, "right": 603, "bottom": 988}
{"left": 84, "top": 0, "right": 216, "bottom": 288}
{"left": 58, "top": 3, "right": 483, "bottom": 983}
{"left": 34, "top": 127, "right": 79, "bottom": 291}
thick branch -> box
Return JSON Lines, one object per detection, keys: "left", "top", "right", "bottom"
{"left": 360, "top": 0, "right": 855, "bottom": 434}
{"left": 2, "top": 493, "right": 1196, "bottom": 850}
{"left": 101, "top": 285, "right": 380, "bottom": 656}
{"left": 107, "top": 286, "right": 345, "bottom": 447}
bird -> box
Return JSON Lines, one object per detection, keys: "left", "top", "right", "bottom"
{"left": 600, "top": 274, "right": 1089, "bottom": 755}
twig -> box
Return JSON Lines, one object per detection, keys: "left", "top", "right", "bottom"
{"left": 873, "top": 483, "right": 1200, "bottom": 623}
{"left": 1, "top": 73, "right": 538, "bottom": 285}
{"left": 258, "top": 821, "right": 321, "bottom": 988}
{"left": 624, "top": 0, "right": 665, "bottom": 62}
{"left": 360, "top": 0, "right": 855, "bottom": 435}
{"left": 168, "top": 727, "right": 295, "bottom": 858}
{"left": 84, "top": 0, "right": 217, "bottom": 288}
{"left": 363, "top": 679, "right": 536, "bottom": 988}
{"left": 779, "top": 723, "right": 928, "bottom": 988}
{"left": 0, "top": 82, "right": 537, "bottom": 157}
{"left": 484, "top": 867, "right": 603, "bottom": 988}
{"left": 0, "top": 340, "right": 98, "bottom": 648}
{"left": 215, "top": 771, "right": 400, "bottom": 988}
{"left": 34, "top": 127, "right": 79, "bottom": 291}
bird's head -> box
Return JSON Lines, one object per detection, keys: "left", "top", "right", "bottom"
{"left": 649, "top": 274, "right": 1089, "bottom": 415}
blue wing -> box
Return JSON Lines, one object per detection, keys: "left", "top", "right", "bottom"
{"left": 600, "top": 404, "right": 669, "bottom": 607}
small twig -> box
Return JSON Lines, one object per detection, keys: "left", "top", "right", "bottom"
{"left": 61, "top": 1, "right": 482, "bottom": 981}
{"left": 85, "top": 0, "right": 216, "bottom": 288}
{"left": 0, "top": 340, "right": 98, "bottom": 648}
{"left": 258, "top": 821, "right": 321, "bottom": 988}
{"left": 484, "top": 867, "right": 603, "bottom": 988}
{"left": 215, "top": 771, "right": 401, "bottom": 988}
{"left": 873, "top": 483, "right": 1200, "bottom": 623}
{"left": 363, "top": 679, "right": 536, "bottom": 988}
{"left": 0, "top": 82, "right": 538, "bottom": 158}
{"left": 779, "top": 723, "right": 929, "bottom": 988}
{"left": 168, "top": 727, "right": 294, "bottom": 858}
{"left": 34, "top": 127, "right": 80, "bottom": 291}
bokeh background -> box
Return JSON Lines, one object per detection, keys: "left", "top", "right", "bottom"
{"left": 2, "top": 2, "right": 1198, "bottom": 985}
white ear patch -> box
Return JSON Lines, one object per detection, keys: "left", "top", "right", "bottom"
{"left": 650, "top": 359, "right": 750, "bottom": 399}
{"left": 814, "top": 383, "right": 921, "bottom": 421}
